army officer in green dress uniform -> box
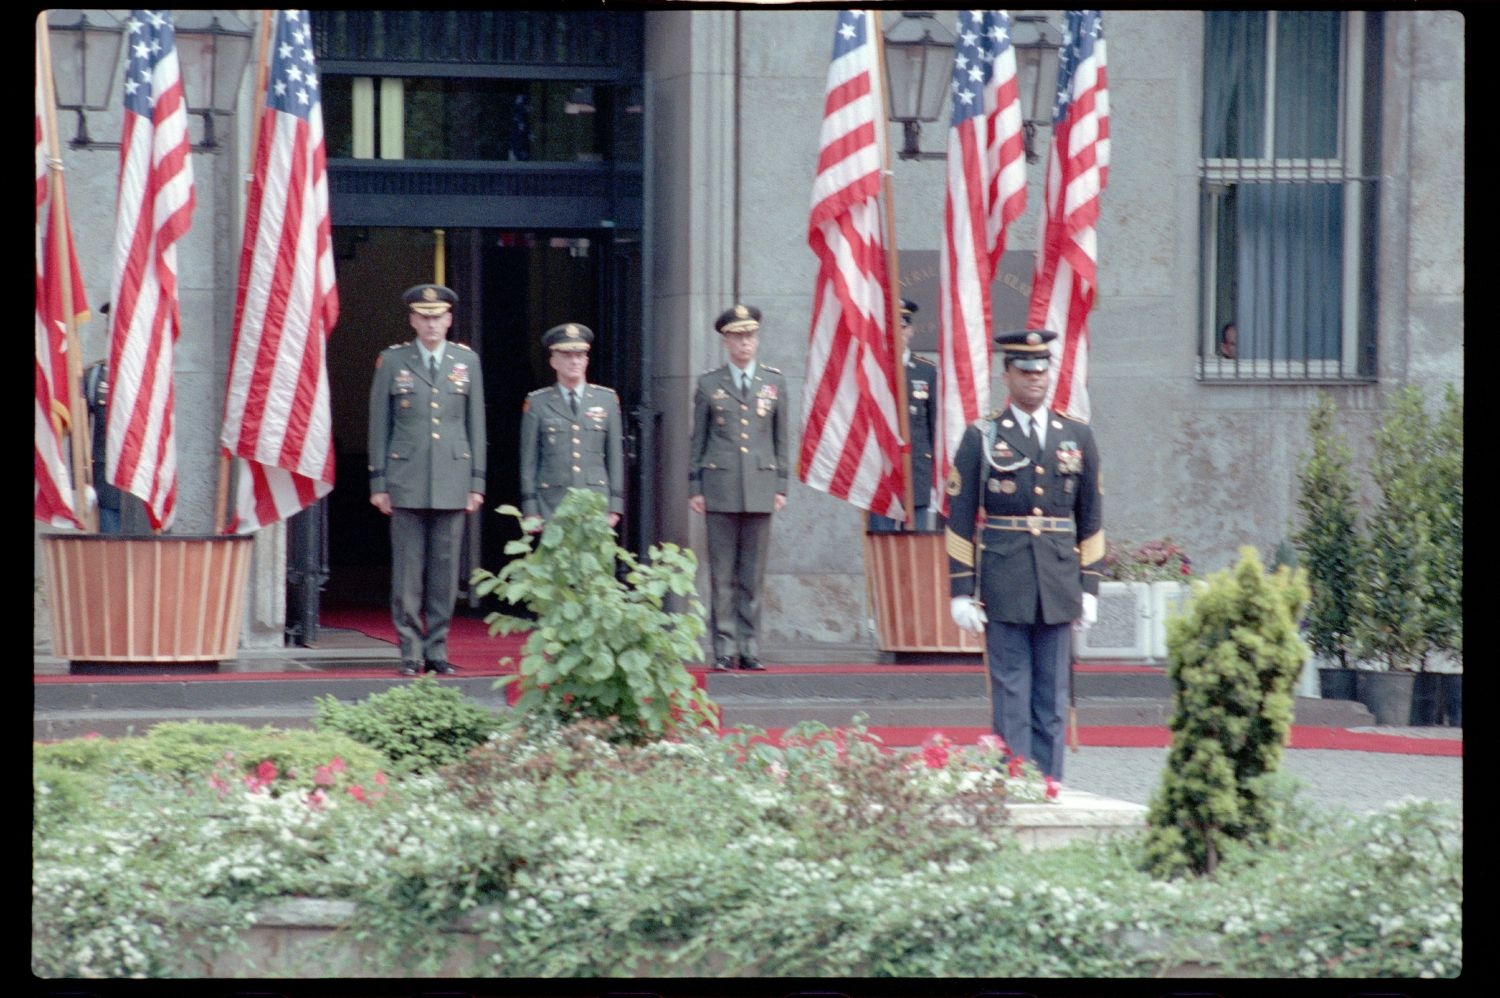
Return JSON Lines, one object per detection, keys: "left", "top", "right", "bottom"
{"left": 368, "top": 284, "right": 486, "bottom": 677}
{"left": 688, "top": 304, "right": 789, "bottom": 672}
{"left": 945, "top": 330, "right": 1103, "bottom": 781}
{"left": 518, "top": 322, "right": 625, "bottom": 528}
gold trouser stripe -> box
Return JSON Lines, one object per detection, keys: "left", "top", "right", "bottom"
{"left": 1079, "top": 530, "right": 1105, "bottom": 566}
{"left": 945, "top": 527, "right": 975, "bottom": 567}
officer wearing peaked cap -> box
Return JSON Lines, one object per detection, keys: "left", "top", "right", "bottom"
{"left": 869, "top": 298, "right": 940, "bottom": 532}
{"left": 689, "top": 304, "right": 788, "bottom": 672}
{"left": 368, "top": 283, "right": 486, "bottom": 678}
{"left": 519, "top": 322, "right": 625, "bottom": 528}
{"left": 944, "top": 329, "right": 1104, "bottom": 781}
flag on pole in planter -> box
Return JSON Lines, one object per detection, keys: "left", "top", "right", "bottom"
{"left": 935, "top": 9, "right": 1027, "bottom": 514}
{"left": 106, "top": 9, "right": 196, "bottom": 530}
{"left": 799, "top": 9, "right": 904, "bottom": 518}
{"left": 1027, "top": 9, "right": 1109, "bottom": 422}
{"left": 35, "top": 23, "right": 90, "bottom": 529}
{"left": 221, "top": 10, "right": 339, "bottom": 533}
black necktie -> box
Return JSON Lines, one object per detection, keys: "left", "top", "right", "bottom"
{"left": 569, "top": 389, "right": 579, "bottom": 416}
{"left": 428, "top": 355, "right": 438, "bottom": 383}
{"left": 1026, "top": 416, "right": 1042, "bottom": 459}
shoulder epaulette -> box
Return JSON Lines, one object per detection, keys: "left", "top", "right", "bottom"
{"left": 588, "top": 383, "right": 618, "bottom": 393}
{"left": 450, "top": 341, "right": 475, "bottom": 351}
{"left": 762, "top": 365, "right": 782, "bottom": 374}
{"left": 526, "top": 386, "right": 551, "bottom": 397}
{"left": 385, "top": 340, "right": 410, "bottom": 351}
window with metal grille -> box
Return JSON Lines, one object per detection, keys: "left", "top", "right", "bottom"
{"left": 1199, "top": 11, "right": 1381, "bottom": 382}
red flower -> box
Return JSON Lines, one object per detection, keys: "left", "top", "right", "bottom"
{"left": 256, "top": 760, "right": 278, "bottom": 784}
{"left": 348, "top": 785, "right": 367, "bottom": 802}
{"left": 1044, "top": 776, "right": 1061, "bottom": 800}
{"left": 921, "top": 737, "right": 950, "bottom": 769}
{"left": 313, "top": 765, "right": 335, "bottom": 787}
{"left": 1007, "top": 756, "right": 1025, "bottom": 778}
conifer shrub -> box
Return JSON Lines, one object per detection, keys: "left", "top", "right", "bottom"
{"left": 1142, "top": 546, "right": 1309, "bottom": 878}
{"left": 1293, "top": 393, "right": 1363, "bottom": 668}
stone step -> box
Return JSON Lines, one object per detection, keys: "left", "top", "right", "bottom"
{"left": 703, "top": 668, "right": 1172, "bottom": 700}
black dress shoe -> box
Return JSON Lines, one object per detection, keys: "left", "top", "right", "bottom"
{"left": 711, "top": 656, "right": 736, "bottom": 672}
{"left": 398, "top": 661, "right": 421, "bottom": 677}
{"left": 425, "top": 661, "right": 458, "bottom": 675}
{"left": 739, "top": 658, "right": 766, "bottom": 671}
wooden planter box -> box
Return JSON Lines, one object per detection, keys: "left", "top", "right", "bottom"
{"left": 863, "top": 531, "right": 983, "bottom": 653}
{"left": 40, "top": 534, "right": 253, "bottom": 664}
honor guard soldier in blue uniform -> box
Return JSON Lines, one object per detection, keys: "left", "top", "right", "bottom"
{"left": 689, "top": 304, "right": 789, "bottom": 672}
{"left": 946, "top": 330, "right": 1103, "bottom": 780}
{"left": 869, "top": 298, "right": 939, "bottom": 532}
{"left": 368, "top": 284, "right": 486, "bottom": 677}
{"left": 519, "top": 322, "right": 625, "bottom": 529}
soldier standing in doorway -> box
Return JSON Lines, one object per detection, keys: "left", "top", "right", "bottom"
{"left": 367, "top": 284, "right": 487, "bottom": 677}
{"left": 518, "top": 322, "right": 625, "bottom": 529}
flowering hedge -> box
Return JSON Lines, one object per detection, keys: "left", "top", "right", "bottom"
{"left": 32, "top": 716, "right": 1460, "bottom": 979}
{"left": 1101, "top": 538, "right": 1193, "bottom": 582}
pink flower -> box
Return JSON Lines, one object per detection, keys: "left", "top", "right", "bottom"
{"left": 82, "top": 732, "right": 102, "bottom": 740}
{"left": 328, "top": 756, "right": 347, "bottom": 773}
{"left": 313, "top": 765, "right": 335, "bottom": 787}
{"left": 305, "top": 789, "right": 327, "bottom": 811}
{"left": 1044, "top": 776, "right": 1061, "bottom": 800}
{"left": 977, "top": 734, "right": 1008, "bottom": 755}
{"left": 373, "top": 771, "right": 388, "bottom": 786}
{"left": 348, "top": 785, "right": 367, "bottom": 802}
{"left": 1007, "top": 756, "right": 1025, "bottom": 778}
{"left": 256, "top": 760, "right": 278, "bottom": 784}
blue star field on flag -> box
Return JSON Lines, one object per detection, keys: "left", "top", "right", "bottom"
{"left": 121, "top": 11, "right": 176, "bottom": 117}
{"left": 950, "top": 11, "right": 1013, "bottom": 127}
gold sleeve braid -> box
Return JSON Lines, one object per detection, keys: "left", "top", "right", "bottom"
{"left": 946, "top": 527, "right": 975, "bottom": 568}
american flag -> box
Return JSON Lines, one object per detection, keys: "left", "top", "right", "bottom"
{"left": 936, "top": 10, "right": 1027, "bottom": 514}
{"left": 106, "top": 10, "right": 196, "bottom": 530}
{"left": 799, "top": 10, "right": 904, "bottom": 518}
{"left": 1027, "top": 9, "right": 1109, "bottom": 421}
{"left": 35, "top": 22, "right": 89, "bottom": 529}
{"left": 221, "top": 10, "right": 338, "bottom": 532}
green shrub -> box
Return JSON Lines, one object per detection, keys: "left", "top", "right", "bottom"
{"left": 471, "top": 489, "right": 714, "bottom": 740}
{"left": 115, "top": 721, "right": 389, "bottom": 791}
{"left": 1426, "top": 385, "right": 1462, "bottom": 656}
{"left": 1293, "top": 393, "right": 1363, "bottom": 668}
{"left": 1356, "top": 387, "right": 1437, "bottom": 670}
{"left": 1142, "top": 546, "right": 1309, "bottom": 878}
{"left": 314, "top": 678, "right": 500, "bottom": 772}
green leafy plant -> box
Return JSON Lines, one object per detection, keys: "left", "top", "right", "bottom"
{"left": 1293, "top": 393, "right": 1365, "bottom": 669}
{"left": 1425, "top": 385, "right": 1462, "bottom": 657}
{"left": 1142, "top": 546, "right": 1309, "bottom": 878}
{"left": 314, "top": 678, "right": 500, "bottom": 772}
{"left": 1356, "top": 387, "right": 1437, "bottom": 671}
{"left": 471, "top": 488, "right": 714, "bottom": 740}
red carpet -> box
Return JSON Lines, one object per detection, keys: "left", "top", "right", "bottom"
{"left": 36, "top": 604, "right": 1461, "bottom": 757}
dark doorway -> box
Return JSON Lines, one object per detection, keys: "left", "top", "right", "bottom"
{"left": 320, "top": 226, "right": 631, "bottom": 610}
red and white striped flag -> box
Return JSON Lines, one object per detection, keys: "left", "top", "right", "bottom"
{"left": 221, "top": 10, "right": 339, "bottom": 532}
{"left": 1027, "top": 9, "right": 1109, "bottom": 421}
{"left": 106, "top": 9, "right": 196, "bottom": 530}
{"left": 35, "top": 23, "right": 89, "bottom": 529}
{"left": 936, "top": 10, "right": 1027, "bottom": 514}
{"left": 799, "top": 10, "right": 904, "bottom": 518}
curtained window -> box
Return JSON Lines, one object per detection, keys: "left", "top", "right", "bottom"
{"left": 1199, "top": 11, "right": 1380, "bottom": 381}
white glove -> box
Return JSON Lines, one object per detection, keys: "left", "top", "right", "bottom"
{"left": 1075, "top": 592, "right": 1098, "bottom": 630}
{"left": 950, "top": 596, "right": 987, "bottom": 635}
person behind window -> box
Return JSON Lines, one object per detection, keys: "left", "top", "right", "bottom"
{"left": 1217, "top": 321, "right": 1238, "bottom": 359}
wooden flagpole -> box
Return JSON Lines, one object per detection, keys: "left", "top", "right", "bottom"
{"left": 37, "top": 15, "right": 96, "bottom": 532}
{"left": 871, "top": 10, "right": 915, "bottom": 526}
{"left": 215, "top": 9, "right": 277, "bottom": 533}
